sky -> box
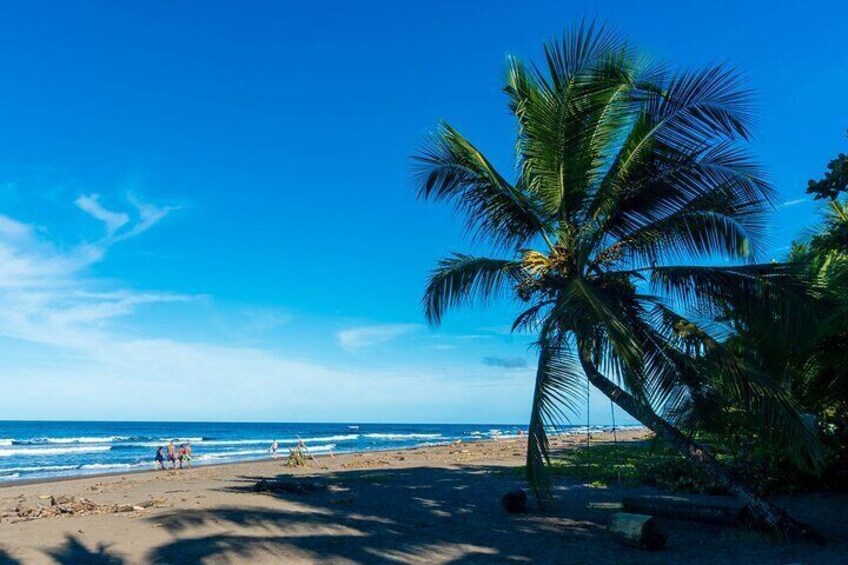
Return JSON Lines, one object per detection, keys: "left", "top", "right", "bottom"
{"left": 0, "top": 1, "right": 844, "bottom": 424}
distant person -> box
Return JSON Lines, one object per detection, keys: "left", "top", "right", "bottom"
{"left": 184, "top": 441, "right": 192, "bottom": 468}
{"left": 167, "top": 440, "right": 177, "bottom": 469}
{"left": 518, "top": 430, "right": 526, "bottom": 438}
{"left": 270, "top": 439, "right": 279, "bottom": 458}
{"left": 177, "top": 444, "right": 186, "bottom": 469}
{"left": 154, "top": 447, "right": 165, "bottom": 470}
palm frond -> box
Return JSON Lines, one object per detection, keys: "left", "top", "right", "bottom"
{"left": 647, "top": 304, "right": 823, "bottom": 469}
{"left": 594, "top": 138, "right": 773, "bottom": 254}
{"left": 506, "top": 27, "right": 644, "bottom": 223}
{"left": 423, "top": 254, "right": 522, "bottom": 326}
{"left": 413, "top": 123, "right": 550, "bottom": 249}
{"left": 526, "top": 328, "right": 584, "bottom": 507}
{"left": 607, "top": 210, "right": 757, "bottom": 267}
{"left": 650, "top": 264, "right": 825, "bottom": 343}
{"left": 572, "top": 279, "right": 645, "bottom": 390}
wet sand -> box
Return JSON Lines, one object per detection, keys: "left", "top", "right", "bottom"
{"left": 0, "top": 430, "right": 845, "bottom": 564}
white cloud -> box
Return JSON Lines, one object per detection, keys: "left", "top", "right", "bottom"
{"left": 0, "top": 198, "right": 552, "bottom": 423}
{"left": 336, "top": 323, "right": 421, "bottom": 352}
{"left": 782, "top": 198, "right": 808, "bottom": 208}
{"left": 75, "top": 192, "right": 177, "bottom": 241}
{"left": 75, "top": 194, "right": 130, "bottom": 235}
{"left": 0, "top": 207, "right": 191, "bottom": 351}
{"left": 121, "top": 192, "right": 179, "bottom": 240}
{"left": 0, "top": 214, "right": 530, "bottom": 421}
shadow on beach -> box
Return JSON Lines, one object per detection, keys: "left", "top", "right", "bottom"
{"left": 142, "top": 464, "right": 848, "bottom": 564}
{"left": 46, "top": 535, "right": 123, "bottom": 564}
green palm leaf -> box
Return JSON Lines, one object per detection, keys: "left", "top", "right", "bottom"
{"left": 423, "top": 254, "right": 522, "bottom": 326}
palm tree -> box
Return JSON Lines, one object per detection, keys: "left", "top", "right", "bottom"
{"left": 415, "top": 22, "right": 821, "bottom": 537}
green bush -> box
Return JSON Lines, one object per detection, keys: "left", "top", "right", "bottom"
{"left": 542, "top": 439, "right": 823, "bottom": 496}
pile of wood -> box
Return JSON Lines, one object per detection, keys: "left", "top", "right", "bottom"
{"left": 0, "top": 495, "right": 168, "bottom": 523}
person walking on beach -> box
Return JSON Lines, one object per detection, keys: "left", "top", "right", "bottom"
{"left": 177, "top": 444, "right": 186, "bottom": 469}
{"left": 154, "top": 447, "right": 165, "bottom": 470}
{"left": 184, "top": 441, "right": 192, "bottom": 468}
{"left": 270, "top": 439, "right": 278, "bottom": 458}
{"left": 167, "top": 441, "right": 177, "bottom": 469}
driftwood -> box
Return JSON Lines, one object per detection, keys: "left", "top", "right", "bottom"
{"left": 607, "top": 512, "right": 667, "bottom": 551}
{"left": 0, "top": 495, "right": 167, "bottom": 522}
{"left": 252, "top": 479, "right": 325, "bottom": 495}
{"left": 622, "top": 495, "right": 747, "bottom": 527}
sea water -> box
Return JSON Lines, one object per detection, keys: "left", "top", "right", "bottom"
{"left": 0, "top": 421, "right": 637, "bottom": 483}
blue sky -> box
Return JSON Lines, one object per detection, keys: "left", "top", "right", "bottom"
{"left": 0, "top": 1, "right": 844, "bottom": 423}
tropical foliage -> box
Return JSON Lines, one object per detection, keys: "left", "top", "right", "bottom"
{"left": 415, "top": 22, "right": 823, "bottom": 536}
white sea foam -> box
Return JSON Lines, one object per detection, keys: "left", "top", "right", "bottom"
{"left": 4, "top": 465, "right": 79, "bottom": 473}
{"left": 0, "top": 473, "right": 20, "bottom": 481}
{"left": 303, "top": 443, "right": 337, "bottom": 453}
{"left": 0, "top": 439, "right": 13, "bottom": 446}
{"left": 362, "top": 433, "right": 443, "bottom": 440}
{"left": 14, "top": 436, "right": 126, "bottom": 445}
{"left": 415, "top": 441, "right": 452, "bottom": 448}
{"left": 193, "top": 439, "right": 275, "bottom": 446}
{"left": 196, "top": 443, "right": 338, "bottom": 461}
{"left": 123, "top": 436, "right": 358, "bottom": 448}
{"left": 80, "top": 462, "right": 147, "bottom": 471}
{"left": 196, "top": 449, "right": 270, "bottom": 460}
{"left": 279, "top": 434, "right": 359, "bottom": 443}
{"left": 0, "top": 446, "right": 111, "bottom": 457}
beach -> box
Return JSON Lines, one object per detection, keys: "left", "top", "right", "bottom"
{"left": 0, "top": 431, "right": 845, "bottom": 564}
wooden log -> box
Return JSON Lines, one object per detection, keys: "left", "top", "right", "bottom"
{"left": 607, "top": 512, "right": 667, "bottom": 551}
{"left": 622, "top": 495, "right": 747, "bottom": 526}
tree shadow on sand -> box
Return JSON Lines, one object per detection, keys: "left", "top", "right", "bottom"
{"left": 144, "top": 465, "right": 848, "bottom": 564}
{"left": 0, "top": 548, "right": 21, "bottom": 565}
{"left": 46, "top": 535, "right": 124, "bottom": 565}
{"left": 146, "top": 465, "right": 610, "bottom": 563}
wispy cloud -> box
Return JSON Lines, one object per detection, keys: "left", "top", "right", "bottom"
{"left": 782, "top": 198, "right": 808, "bottom": 208}
{"left": 337, "top": 323, "right": 421, "bottom": 352}
{"left": 122, "top": 192, "right": 180, "bottom": 240}
{"left": 75, "top": 194, "right": 130, "bottom": 235}
{"left": 0, "top": 197, "right": 540, "bottom": 422}
{"left": 76, "top": 192, "right": 178, "bottom": 242}
{"left": 0, "top": 203, "right": 191, "bottom": 350}
{"left": 482, "top": 356, "right": 527, "bottom": 369}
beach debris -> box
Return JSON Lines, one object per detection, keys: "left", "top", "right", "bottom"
{"left": 501, "top": 489, "right": 527, "bottom": 513}
{"left": 252, "top": 478, "right": 326, "bottom": 495}
{"left": 0, "top": 494, "right": 168, "bottom": 522}
{"left": 607, "top": 512, "right": 667, "bottom": 551}
{"left": 286, "top": 448, "right": 307, "bottom": 467}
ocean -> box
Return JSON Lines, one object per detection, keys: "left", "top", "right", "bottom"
{"left": 0, "top": 421, "right": 636, "bottom": 484}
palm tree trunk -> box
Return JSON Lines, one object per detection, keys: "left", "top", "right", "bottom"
{"left": 576, "top": 346, "right": 821, "bottom": 541}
